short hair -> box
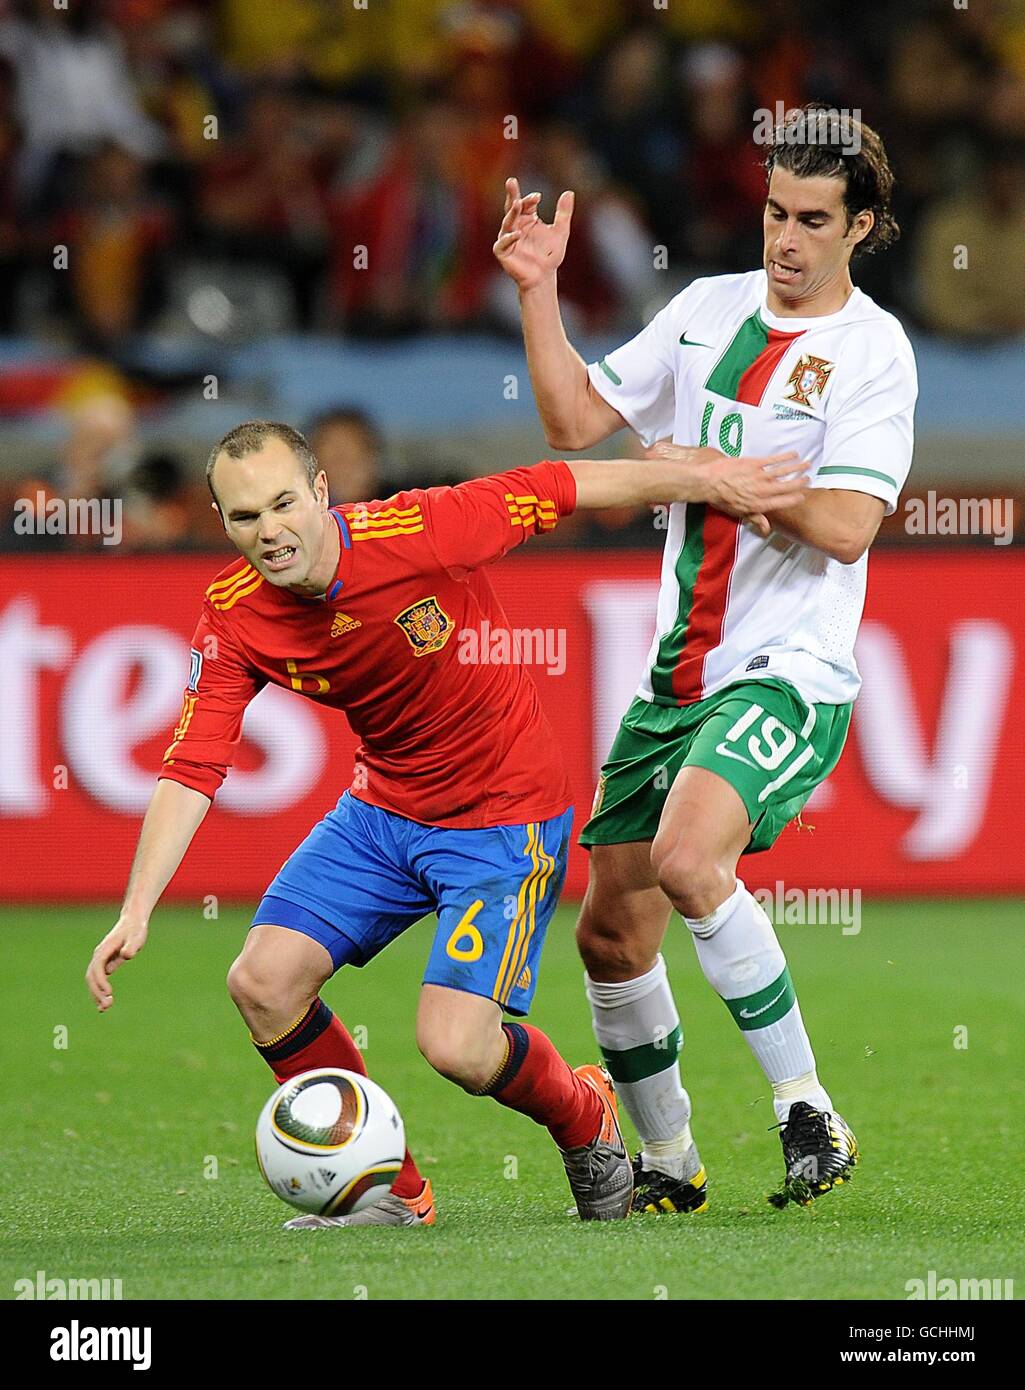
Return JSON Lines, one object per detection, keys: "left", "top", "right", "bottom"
{"left": 763, "top": 105, "right": 899, "bottom": 256}
{"left": 206, "top": 420, "right": 318, "bottom": 509}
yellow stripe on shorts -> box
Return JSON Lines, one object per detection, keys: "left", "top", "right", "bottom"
{"left": 503, "top": 828, "right": 556, "bottom": 1000}
{"left": 493, "top": 824, "right": 543, "bottom": 1005}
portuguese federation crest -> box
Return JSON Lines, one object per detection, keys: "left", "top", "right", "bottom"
{"left": 784, "top": 353, "right": 834, "bottom": 407}
{"left": 394, "top": 596, "right": 453, "bottom": 656}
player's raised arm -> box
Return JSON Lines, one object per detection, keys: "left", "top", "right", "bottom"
{"left": 86, "top": 780, "right": 212, "bottom": 1011}
{"left": 494, "top": 177, "right": 627, "bottom": 450}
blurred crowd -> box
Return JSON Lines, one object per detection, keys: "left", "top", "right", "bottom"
{"left": 0, "top": 388, "right": 667, "bottom": 552}
{"left": 1, "top": 395, "right": 392, "bottom": 552}
{"left": 1, "top": 0, "right": 1024, "bottom": 551}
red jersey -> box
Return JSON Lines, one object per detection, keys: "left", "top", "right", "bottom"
{"left": 159, "top": 461, "right": 577, "bottom": 828}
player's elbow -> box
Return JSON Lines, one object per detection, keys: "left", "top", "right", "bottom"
{"left": 543, "top": 427, "right": 574, "bottom": 451}
{"left": 829, "top": 537, "right": 869, "bottom": 565}
{"left": 821, "top": 524, "right": 875, "bottom": 565}
{"left": 544, "top": 420, "right": 591, "bottom": 452}
{"left": 544, "top": 397, "right": 615, "bottom": 452}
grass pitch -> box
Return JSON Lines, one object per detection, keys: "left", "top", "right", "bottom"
{"left": 2, "top": 901, "right": 1022, "bottom": 1301}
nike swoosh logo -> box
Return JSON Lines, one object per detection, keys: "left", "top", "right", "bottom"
{"left": 679, "top": 333, "right": 712, "bottom": 348}
{"left": 739, "top": 986, "right": 788, "bottom": 1020}
{"left": 714, "top": 742, "right": 757, "bottom": 769}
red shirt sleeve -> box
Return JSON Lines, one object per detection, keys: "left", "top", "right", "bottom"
{"left": 158, "top": 601, "right": 265, "bottom": 799}
{"left": 419, "top": 460, "right": 576, "bottom": 578}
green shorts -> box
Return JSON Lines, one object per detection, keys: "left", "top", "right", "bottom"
{"left": 579, "top": 678, "right": 852, "bottom": 855}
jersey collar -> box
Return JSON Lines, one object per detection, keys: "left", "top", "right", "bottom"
{"left": 760, "top": 275, "right": 865, "bottom": 331}
{"left": 287, "top": 508, "right": 353, "bottom": 603}
{"left": 324, "top": 507, "right": 353, "bottom": 600}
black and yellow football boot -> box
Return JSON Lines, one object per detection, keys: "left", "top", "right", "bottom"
{"left": 768, "top": 1100, "right": 859, "bottom": 1209}
{"left": 631, "top": 1151, "right": 708, "bottom": 1215}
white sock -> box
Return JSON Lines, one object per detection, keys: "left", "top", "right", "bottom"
{"left": 585, "top": 956, "right": 695, "bottom": 1177}
{"left": 684, "top": 880, "right": 832, "bottom": 1123}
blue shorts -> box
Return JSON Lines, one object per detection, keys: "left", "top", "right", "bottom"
{"left": 252, "top": 793, "right": 573, "bottom": 1016}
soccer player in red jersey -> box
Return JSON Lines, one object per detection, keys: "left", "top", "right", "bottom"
{"left": 85, "top": 420, "right": 807, "bottom": 1226}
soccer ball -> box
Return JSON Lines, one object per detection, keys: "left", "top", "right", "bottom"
{"left": 255, "top": 1068, "right": 405, "bottom": 1216}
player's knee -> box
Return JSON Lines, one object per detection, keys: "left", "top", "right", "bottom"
{"left": 576, "top": 899, "right": 648, "bottom": 978}
{"left": 226, "top": 954, "right": 255, "bottom": 1008}
{"left": 652, "top": 838, "right": 729, "bottom": 919}
{"left": 226, "top": 952, "right": 300, "bottom": 1020}
{"left": 416, "top": 1019, "right": 496, "bottom": 1092}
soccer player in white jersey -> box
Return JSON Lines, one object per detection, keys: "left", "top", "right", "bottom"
{"left": 494, "top": 107, "right": 916, "bottom": 1210}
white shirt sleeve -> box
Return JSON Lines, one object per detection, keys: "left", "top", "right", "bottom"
{"left": 813, "top": 336, "right": 917, "bottom": 516}
{"left": 586, "top": 297, "right": 682, "bottom": 448}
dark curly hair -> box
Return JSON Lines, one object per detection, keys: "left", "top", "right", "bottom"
{"left": 763, "top": 105, "right": 900, "bottom": 257}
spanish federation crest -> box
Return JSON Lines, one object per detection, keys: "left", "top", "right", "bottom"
{"left": 784, "top": 353, "right": 834, "bottom": 407}
{"left": 394, "top": 596, "right": 453, "bottom": 656}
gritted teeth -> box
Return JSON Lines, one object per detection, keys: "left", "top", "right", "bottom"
{"left": 266, "top": 546, "right": 296, "bottom": 562}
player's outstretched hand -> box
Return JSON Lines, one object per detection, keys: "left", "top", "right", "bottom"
{"left": 493, "top": 176, "right": 574, "bottom": 290}
{"left": 646, "top": 441, "right": 812, "bottom": 536}
{"left": 86, "top": 916, "right": 148, "bottom": 1012}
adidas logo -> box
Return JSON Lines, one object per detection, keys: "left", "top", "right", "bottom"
{"left": 331, "top": 611, "right": 361, "bottom": 638}
{"left": 516, "top": 965, "right": 531, "bottom": 990}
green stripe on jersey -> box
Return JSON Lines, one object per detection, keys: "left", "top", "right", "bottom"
{"left": 704, "top": 311, "right": 768, "bottom": 399}
{"left": 599, "top": 1025, "right": 682, "bottom": 1083}
{"left": 722, "top": 967, "right": 797, "bottom": 1031}
{"left": 650, "top": 503, "right": 706, "bottom": 701}
{"left": 645, "top": 312, "right": 771, "bottom": 702}
{"left": 817, "top": 465, "right": 897, "bottom": 487}
{"left": 598, "top": 358, "right": 622, "bottom": 386}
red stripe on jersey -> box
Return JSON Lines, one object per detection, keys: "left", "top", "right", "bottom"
{"left": 735, "top": 327, "right": 804, "bottom": 406}
{"left": 673, "top": 509, "right": 742, "bottom": 704}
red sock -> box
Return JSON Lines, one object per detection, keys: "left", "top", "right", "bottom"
{"left": 252, "top": 1000, "right": 423, "bottom": 1198}
{"left": 485, "top": 1023, "right": 602, "bottom": 1150}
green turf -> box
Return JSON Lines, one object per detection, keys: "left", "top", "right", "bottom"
{"left": 2, "top": 901, "right": 1022, "bottom": 1301}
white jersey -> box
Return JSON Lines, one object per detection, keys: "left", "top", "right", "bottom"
{"left": 587, "top": 269, "right": 917, "bottom": 707}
